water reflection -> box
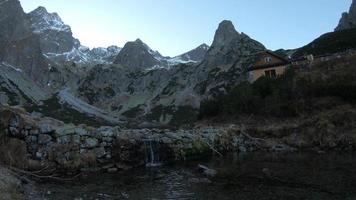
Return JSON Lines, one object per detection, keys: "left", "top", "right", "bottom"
{"left": 36, "top": 152, "right": 356, "bottom": 200}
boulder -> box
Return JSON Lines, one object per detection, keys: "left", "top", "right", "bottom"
{"left": 38, "top": 134, "right": 52, "bottom": 144}
{"left": 81, "top": 138, "right": 98, "bottom": 149}
{"left": 97, "top": 126, "right": 116, "bottom": 137}
{"left": 198, "top": 164, "right": 217, "bottom": 178}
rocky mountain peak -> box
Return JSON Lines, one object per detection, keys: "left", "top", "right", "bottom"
{"left": 335, "top": 0, "right": 356, "bottom": 31}
{"left": 212, "top": 20, "right": 240, "bottom": 47}
{"left": 132, "top": 38, "right": 161, "bottom": 55}
{"left": 134, "top": 38, "right": 144, "bottom": 44}
{"left": 123, "top": 39, "right": 150, "bottom": 53}
{"left": 107, "top": 45, "right": 121, "bottom": 53}
{"left": 202, "top": 20, "right": 265, "bottom": 68}
{"left": 114, "top": 39, "right": 166, "bottom": 70}
{"left": 197, "top": 43, "right": 209, "bottom": 50}
{"left": 29, "top": 6, "right": 71, "bottom": 33}
{"left": 32, "top": 6, "right": 46, "bottom": 13}
{"left": 28, "top": 6, "right": 86, "bottom": 63}
{"left": 217, "top": 20, "right": 236, "bottom": 33}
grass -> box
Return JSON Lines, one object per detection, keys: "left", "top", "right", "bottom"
{"left": 199, "top": 54, "right": 356, "bottom": 120}
{"left": 145, "top": 105, "right": 198, "bottom": 127}
{"left": 25, "top": 96, "right": 112, "bottom": 127}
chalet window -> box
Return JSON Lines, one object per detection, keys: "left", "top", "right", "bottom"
{"left": 265, "top": 57, "right": 272, "bottom": 63}
{"left": 265, "top": 69, "right": 276, "bottom": 78}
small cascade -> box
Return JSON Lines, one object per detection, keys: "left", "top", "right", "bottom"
{"left": 143, "top": 139, "right": 162, "bottom": 167}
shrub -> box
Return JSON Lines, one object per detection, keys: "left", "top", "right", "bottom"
{"left": 199, "top": 65, "right": 356, "bottom": 119}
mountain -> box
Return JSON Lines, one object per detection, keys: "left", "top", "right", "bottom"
{"left": 293, "top": 28, "right": 356, "bottom": 58}
{"left": 29, "top": 6, "right": 80, "bottom": 55}
{"left": 0, "top": 2, "right": 268, "bottom": 126}
{"left": 29, "top": 6, "right": 121, "bottom": 65}
{"left": 77, "top": 20, "right": 267, "bottom": 126}
{"left": 114, "top": 40, "right": 210, "bottom": 70}
{"left": 168, "top": 44, "right": 209, "bottom": 65}
{"left": 0, "top": 0, "right": 49, "bottom": 85}
{"left": 114, "top": 39, "right": 169, "bottom": 70}
{"left": 87, "top": 46, "right": 121, "bottom": 64}
{"left": 202, "top": 20, "right": 265, "bottom": 69}
{"left": 28, "top": 6, "right": 208, "bottom": 69}
{"left": 335, "top": 0, "right": 356, "bottom": 31}
{"left": 274, "top": 49, "right": 296, "bottom": 59}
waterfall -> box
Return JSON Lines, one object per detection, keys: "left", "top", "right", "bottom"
{"left": 144, "top": 139, "right": 162, "bottom": 167}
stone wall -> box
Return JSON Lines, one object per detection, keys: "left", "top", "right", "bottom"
{"left": 2, "top": 105, "right": 355, "bottom": 173}
{"left": 1, "top": 106, "right": 274, "bottom": 172}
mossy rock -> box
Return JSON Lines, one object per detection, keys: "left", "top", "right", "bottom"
{"left": 183, "top": 140, "right": 212, "bottom": 160}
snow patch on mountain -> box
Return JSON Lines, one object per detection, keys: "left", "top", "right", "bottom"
{"left": 167, "top": 56, "right": 197, "bottom": 66}
{"left": 1, "top": 62, "right": 23, "bottom": 72}
{"left": 43, "top": 45, "right": 121, "bottom": 64}
{"left": 167, "top": 44, "right": 210, "bottom": 66}
{"left": 29, "top": 6, "right": 71, "bottom": 33}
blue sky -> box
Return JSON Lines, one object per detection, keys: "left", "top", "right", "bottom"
{"left": 20, "top": 0, "right": 351, "bottom": 57}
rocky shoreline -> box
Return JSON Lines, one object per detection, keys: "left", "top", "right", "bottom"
{"left": 1, "top": 104, "right": 356, "bottom": 199}
{"left": 1, "top": 105, "right": 356, "bottom": 175}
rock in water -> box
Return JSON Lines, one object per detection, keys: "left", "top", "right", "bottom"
{"left": 198, "top": 164, "right": 217, "bottom": 177}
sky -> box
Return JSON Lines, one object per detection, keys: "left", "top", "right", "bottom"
{"left": 19, "top": 0, "right": 351, "bottom": 57}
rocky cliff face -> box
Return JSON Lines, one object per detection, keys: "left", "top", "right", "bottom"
{"left": 202, "top": 20, "right": 265, "bottom": 68}
{"left": 87, "top": 46, "right": 121, "bottom": 64}
{"left": 114, "top": 39, "right": 168, "bottom": 70}
{"left": 29, "top": 6, "right": 80, "bottom": 55}
{"left": 335, "top": 0, "right": 356, "bottom": 31}
{"left": 29, "top": 6, "right": 121, "bottom": 65}
{"left": 0, "top": 0, "right": 48, "bottom": 85}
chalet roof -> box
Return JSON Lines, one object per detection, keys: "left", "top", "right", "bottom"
{"left": 247, "top": 50, "right": 291, "bottom": 71}
{"left": 260, "top": 50, "right": 290, "bottom": 63}
{"left": 248, "top": 62, "right": 289, "bottom": 71}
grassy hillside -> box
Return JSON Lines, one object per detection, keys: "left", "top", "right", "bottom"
{"left": 25, "top": 96, "right": 112, "bottom": 127}
{"left": 199, "top": 54, "right": 356, "bottom": 120}
{"left": 293, "top": 28, "right": 356, "bottom": 58}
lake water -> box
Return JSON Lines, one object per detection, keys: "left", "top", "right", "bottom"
{"left": 33, "top": 152, "right": 356, "bottom": 200}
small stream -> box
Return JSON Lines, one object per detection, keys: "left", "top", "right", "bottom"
{"left": 31, "top": 152, "right": 356, "bottom": 200}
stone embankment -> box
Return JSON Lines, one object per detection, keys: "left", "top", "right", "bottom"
{"left": 1, "top": 105, "right": 356, "bottom": 173}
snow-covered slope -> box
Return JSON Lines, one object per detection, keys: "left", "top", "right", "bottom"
{"left": 30, "top": 6, "right": 71, "bottom": 33}
{"left": 168, "top": 44, "right": 209, "bottom": 66}
{"left": 28, "top": 6, "right": 208, "bottom": 69}
{"left": 87, "top": 46, "right": 122, "bottom": 64}
{"left": 28, "top": 6, "right": 121, "bottom": 65}
{"left": 114, "top": 39, "right": 210, "bottom": 70}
